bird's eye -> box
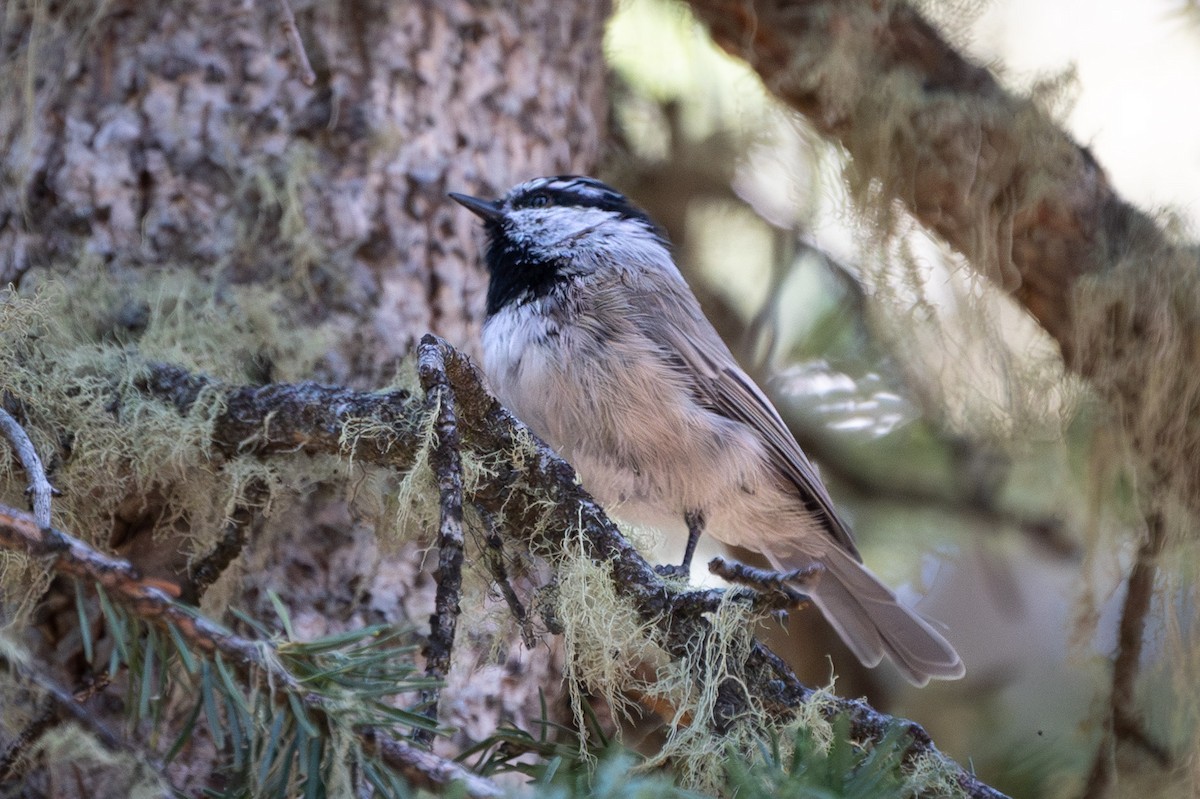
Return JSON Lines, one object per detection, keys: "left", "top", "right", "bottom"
{"left": 529, "top": 194, "right": 550, "bottom": 208}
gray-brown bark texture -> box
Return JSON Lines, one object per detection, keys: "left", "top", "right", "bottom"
{"left": 0, "top": 0, "right": 609, "bottom": 791}
{"left": 1, "top": 0, "right": 607, "bottom": 371}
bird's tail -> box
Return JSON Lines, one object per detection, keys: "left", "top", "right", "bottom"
{"left": 803, "top": 547, "right": 964, "bottom": 687}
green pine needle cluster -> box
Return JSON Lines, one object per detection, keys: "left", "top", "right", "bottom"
{"left": 74, "top": 581, "right": 438, "bottom": 798}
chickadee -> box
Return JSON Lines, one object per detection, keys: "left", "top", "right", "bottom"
{"left": 450, "top": 176, "right": 964, "bottom": 686}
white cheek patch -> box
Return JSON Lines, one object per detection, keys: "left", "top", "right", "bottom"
{"left": 506, "top": 207, "right": 679, "bottom": 284}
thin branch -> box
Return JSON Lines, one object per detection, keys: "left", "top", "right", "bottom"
{"left": 0, "top": 651, "right": 172, "bottom": 794}
{"left": 0, "top": 407, "right": 58, "bottom": 528}
{"left": 358, "top": 727, "right": 504, "bottom": 799}
{"left": 1081, "top": 510, "right": 1171, "bottom": 798}
{"left": 0, "top": 651, "right": 119, "bottom": 747}
{"left": 272, "top": 0, "right": 316, "bottom": 86}
{"left": 181, "top": 490, "right": 261, "bottom": 604}
{"left": 792, "top": 424, "right": 1078, "bottom": 558}
{"left": 413, "top": 335, "right": 467, "bottom": 744}
{"left": 0, "top": 696, "right": 55, "bottom": 781}
{"left": 476, "top": 505, "right": 536, "bottom": 649}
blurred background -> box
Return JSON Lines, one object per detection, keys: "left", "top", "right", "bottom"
{"left": 601, "top": 1, "right": 1200, "bottom": 795}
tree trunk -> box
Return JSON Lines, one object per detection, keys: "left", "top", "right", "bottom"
{"left": 1, "top": 0, "right": 608, "bottom": 368}
{"left": 0, "top": 0, "right": 608, "bottom": 791}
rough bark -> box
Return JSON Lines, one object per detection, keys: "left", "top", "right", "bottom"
{"left": 0, "top": 0, "right": 608, "bottom": 371}
{"left": 0, "top": 0, "right": 609, "bottom": 790}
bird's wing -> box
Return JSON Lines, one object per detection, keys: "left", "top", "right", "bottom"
{"left": 625, "top": 272, "right": 862, "bottom": 561}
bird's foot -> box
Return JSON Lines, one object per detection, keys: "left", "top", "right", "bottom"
{"left": 708, "top": 557, "right": 823, "bottom": 607}
{"left": 654, "top": 562, "right": 691, "bottom": 579}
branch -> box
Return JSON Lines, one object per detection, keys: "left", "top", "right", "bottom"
{"left": 272, "top": 0, "right": 316, "bottom": 86}
{"left": 1082, "top": 510, "right": 1172, "bottom": 798}
{"left": 181, "top": 481, "right": 265, "bottom": 604}
{"left": 476, "top": 506, "right": 537, "bottom": 649}
{"left": 790, "top": 423, "right": 1078, "bottom": 558}
{"left": 0, "top": 407, "right": 58, "bottom": 528}
{"left": 0, "top": 649, "right": 170, "bottom": 790}
{"left": 413, "top": 336, "right": 468, "bottom": 743}
{"left": 127, "top": 348, "right": 1006, "bottom": 796}
{"left": 358, "top": 728, "right": 504, "bottom": 799}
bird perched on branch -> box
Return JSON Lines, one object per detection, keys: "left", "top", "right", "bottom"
{"left": 451, "top": 176, "right": 964, "bottom": 687}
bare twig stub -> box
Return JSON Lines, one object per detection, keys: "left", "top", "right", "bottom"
{"left": 273, "top": 0, "right": 316, "bottom": 86}
{"left": 0, "top": 407, "right": 58, "bottom": 528}
{"left": 413, "top": 335, "right": 468, "bottom": 743}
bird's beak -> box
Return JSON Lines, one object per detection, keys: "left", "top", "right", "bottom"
{"left": 449, "top": 192, "right": 504, "bottom": 222}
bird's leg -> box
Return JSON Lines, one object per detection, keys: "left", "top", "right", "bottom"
{"left": 655, "top": 509, "right": 704, "bottom": 579}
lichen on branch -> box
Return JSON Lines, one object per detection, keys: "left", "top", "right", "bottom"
{"left": 0, "top": 269, "right": 1006, "bottom": 796}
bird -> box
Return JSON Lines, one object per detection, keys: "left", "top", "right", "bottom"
{"left": 450, "top": 175, "right": 964, "bottom": 686}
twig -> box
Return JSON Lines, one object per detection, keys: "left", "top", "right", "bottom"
{"left": 0, "top": 407, "right": 58, "bottom": 528}
{"left": 476, "top": 505, "right": 536, "bottom": 649}
{"left": 358, "top": 727, "right": 503, "bottom": 799}
{"left": 708, "top": 556, "right": 821, "bottom": 603}
{"left": 0, "top": 651, "right": 173, "bottom": 793}
{"left": 413, "top": 335, "right": 467, "bottom": 744}
{"left": 181, "top": 499, "right": 256, "bottom": 604}
{"left": 0, "top": 696, "right": 55, "bottom": 781}
{"left": 1081, "top": 510, "right": 1171, "bottom": 798}
{"left": 273, "top": 0, "right": 316, "bottom": 86}
{"left": 0, "top": 651, "right": 121, "bottom": 751}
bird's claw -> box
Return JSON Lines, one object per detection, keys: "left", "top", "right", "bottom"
{"left": 654, "top": 563, "right": 691, "bottom": 579}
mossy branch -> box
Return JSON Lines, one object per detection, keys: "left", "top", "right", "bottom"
{"left": 413, "top": 336, "right": 468, "bottom": 744}
{"left": 18, "top": 337, "right": 1007, "bottom": 797}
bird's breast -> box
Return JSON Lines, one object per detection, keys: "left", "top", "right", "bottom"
{"left": 480, "top": 302, "right": 777, "bottom": 532}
